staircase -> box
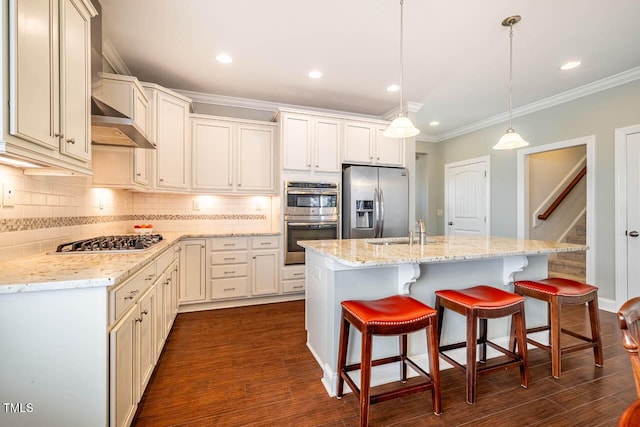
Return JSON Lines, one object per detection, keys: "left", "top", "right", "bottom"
{"left": 548, "top": 214, "right": 586, "bottom": 282}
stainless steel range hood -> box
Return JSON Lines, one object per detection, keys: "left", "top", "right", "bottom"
{"left": 91, "top": 97, "right": 156, "bottom": 149}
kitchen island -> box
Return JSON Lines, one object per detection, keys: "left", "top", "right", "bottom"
{"left": 298, "top": 235, "right": 587, "bottom": 396}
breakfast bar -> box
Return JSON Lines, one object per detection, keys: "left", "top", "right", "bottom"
{"left": 298, "top": 235, "right": 587, "bottom": 396}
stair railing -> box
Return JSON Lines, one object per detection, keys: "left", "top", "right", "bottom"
{"left": 537, "top": 166, "right": 586, "bottom": 221}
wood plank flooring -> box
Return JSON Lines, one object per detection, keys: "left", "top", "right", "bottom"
{"left": 132, "top": 300, "right": 636, "bottom": 426}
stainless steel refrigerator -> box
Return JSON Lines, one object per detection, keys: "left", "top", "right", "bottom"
{"left": 342, "top": 165, "right": 409, "bottom": 239}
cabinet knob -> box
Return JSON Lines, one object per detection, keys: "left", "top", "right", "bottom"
{"left": 66, "top": 138, "right": 76, "bottom": 144}
{"left": 136, "top": 173, "right": 141, "bottom": 176}
{"left": 369, "top": 156, "right": 373, "bottom": 159}
{"left": 159, "top": 178, "right": 164, "bottom": 182}
{"left": 54, "top": 132, "right": 64, "bottom": 139}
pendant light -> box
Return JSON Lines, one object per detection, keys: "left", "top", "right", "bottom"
{"left": 384, "top": 0, "right": 420, "bottom": 138}
{"left": 493, "top": 15, "right": 528, "bottom": 150}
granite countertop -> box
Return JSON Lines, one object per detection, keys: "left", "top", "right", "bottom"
{"left": 0, "top": 231, "right": 280, "bottom": 294}
{"left": 298, "top": 235, "right": 587, "bottom": 267}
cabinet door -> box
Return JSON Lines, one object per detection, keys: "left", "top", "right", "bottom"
{"left": 170, "top": 259, "right": 179, "bottom": 318}
{"left": 343, "top": 122, "right": 374, "bottom": 164}
{"left": 133, "top": 148, "right": 148, "bottom": 185}
{"left": 110, "top": 306, "right": 137, "bottom": 427}
{"left": 281, "top": 114, "right": 312, "bottom": 171}
{"left": 236, "top": 124, "right": 275, "bottom": 192}
{"left": 374, "top": 126, "right": 404, "bottom": 166}
{"left": 155, "top": 92, "right": 189, "bottom": 189}
{"left": 59, "top": 0, "right": 92, "bottom": 161}
{"left": 314, "top": 118, "right": 341, "bottom": 172}
{"left": 137, "top": 286, "right": 155, "bottom": 398}
{"left": 179, "top": 240, "right": 206, "bottom": 303}
{"left": 191, "top": 119, "right": 233, "bottom": 191}
{"left": 10, "top": 0, "right": 59, "bottom": 150}
{"left": 162, "top": 271, "right": 173, "bottom": 339}
{"left": 153, "top": 274, "right": 165, "bottom": 359}
{"left": 251, "top": 251, "right": 278, "bottom": 296}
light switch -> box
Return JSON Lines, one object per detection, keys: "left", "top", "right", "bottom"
{"left": 436, "top": 209, "right": 443, "bottom": 217}
{"left": 3, "top": 183, "right": 15, "bottom": 207}
{"left": 193, "top": 200, "right": 200, "bottom": 211}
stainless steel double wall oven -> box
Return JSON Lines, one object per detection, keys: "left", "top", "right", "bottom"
{"left": 284, "top": 181, "right": 339, "bottom": 265}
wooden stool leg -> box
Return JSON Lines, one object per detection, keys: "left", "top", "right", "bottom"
{"left": 466, "top": 310, "right": 478, "bottom": 404}
{"left": 336, "top": 314, "right": 350, "bottom": 398}
{"left": 588, "top": 296, "right": 604, "bottom": 367}
{"left": 514, "top": 304, "right": 529, "bottom": 388}
{"left": 360, "top": 330, "right": 373, "bottom": 427}
{"left": 400, "top": 334, "right": 408, "bottom": 382}
{"left": 479, "top": 318, "right": 488, "bottom": 363}
{"left": 550, "top": 297, "right": 561, "bottom": 378}
{"left": 426, "top": 322, "right": 442, "bottom": 415}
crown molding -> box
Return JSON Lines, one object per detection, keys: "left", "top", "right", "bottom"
{"left": 434, "top": 66, "right": 640, "bottom": 142}
{"left": 102, "top": 38, "right": 131, "bottom": 76}
{"left": 382, "top": 101, "right": 424, "bottom": 121}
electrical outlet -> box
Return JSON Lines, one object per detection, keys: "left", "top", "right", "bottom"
{"left": 3, "top": 183, "right": 15, "bottom": 207}
{"left": 193, "top": 200, "right": 200, "bottom": 211}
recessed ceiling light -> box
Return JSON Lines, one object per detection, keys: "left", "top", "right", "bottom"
{"left": 216, "top": 53, "right": 232, "bottom": 64}
{"left": 387, "top": 84, "right": 400, "bottom": 92}
{"left": 429, "top": 121, "right": 440, "bottom": 127}
{"left": 308, "top": 70, "right": 323, "bottom": 79}
{"left": 560, "top": 61, "right": 581, "bottom": 71}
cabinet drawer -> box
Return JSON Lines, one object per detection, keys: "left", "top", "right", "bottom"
{"left": 282, "top": 266, "right": 305, "bottom": 280}
{"left": 283, "top": 279, "right": 305, "bottom": 293}
{"left": 156, "top": 244, "right": 176, "bottom": 274}
{"left": 211, "top": 277, "right": 249, "bottom": 299}
{"left": 211, "top": 264, "right": 248, "bottom": 279}
{"left": 111, "top": 261, "right": 156, "bottom": 323}
{"left": 211, "top": 237, "right": 248, "bottom": 251}
{"left": 252, "top": 236, "right": 279, "bottom": 249}
{"left": 211, "top": 251, "right": 248, "bottom": 265}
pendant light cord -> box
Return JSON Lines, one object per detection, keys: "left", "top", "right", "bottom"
{"left": 508, "top": 22, "right": 513, "bottom": 130}
{"left": 399, "top": 0, "right": 404, "bottom": 116}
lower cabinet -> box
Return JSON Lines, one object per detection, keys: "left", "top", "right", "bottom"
{"left": 109, "top": 243, "right": 179, "bottom": 427}
{"left": 178, "top": 239, "right": 206, "bottom": 303}
{"left": 282, "top": 265, "right": 306, "bottom": 294}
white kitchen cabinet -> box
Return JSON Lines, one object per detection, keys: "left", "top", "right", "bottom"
{"left": 343, "top": 120, "right": 405, "bottom": 167}
{"left": 251, "top": 251, "right": 278, "bottom": 296}
{"left": 191, "top": 115, "right": 276, "bottom": 194}
{"left": 210, "top": 237, "right": 250, "bottom": 300}
{"left": 92, "top": 73, "right": 151, "bottom": 188}
{"left": 110, "top": 300, "right": 137, "bottom": 427}
{"left": 162, "top": 259, "right": 179, "bottom": 339}
{"left": 282, "top": 265, "right": 306, "bottom": 294}
{"left": 136, "top": 285, "right": 155, "bottom": 400}
{"left": 5, "top": 0, "right": 97, "bottom": 172}
{"left": 143, "top": 83, "right": 192, "bottom": 190}
{"left": 279, "top": 111, "right": 341, "bottom": 173}
{"left": 179, "top": 239, "right": 206, "bottom": 304}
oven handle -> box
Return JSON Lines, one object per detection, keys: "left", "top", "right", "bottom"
{"left": 287, "top": 222, "right": 338, "bottom": 227}
{"left": 285, "top": 190, "right": 339, "bottom": 196}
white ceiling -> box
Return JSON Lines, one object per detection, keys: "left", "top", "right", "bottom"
{"left": 100, "top": 0, "right": 640, "bottom": 140}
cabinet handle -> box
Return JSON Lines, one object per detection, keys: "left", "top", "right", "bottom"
{"left": 260, "top": 242, "right": 271, "bottom": 246}
{"left": 159, "top": 178, "right": 165, "bottom": 182}
{"left": 292, "top": 285, "right": 303, "bottom": 289}
{"left": 377, "top": 157, "right": 380, "bottom": 160}
{"left": 124, "top": 289, "right": 140, "bottom": 300}
{"left": 141, "top": 310, "right": 148, "bottom": 316}
{"left": 136, "top": 173, "right": 141, "bottom": 176}
{"left": 293, "top": 272, "right": 304, "bottom": 276}
{"left": 223, "top": 287, "right": 236, "bottom": 292}
{"left": 224, "top": 271, "right": 236, "bottom": 274}
{"left": 54, "top": 132, "right": 64, "bottom": 139}
{"left": 167, "top": 277, "right": 172, "bottom": 282}
{"left": 66, "top": 138, "right": 76, "bottom": 144}
{"left": 223, "top": 243, "right": 235, "bottom": 247}
{"left": 135, "top": 317, "right": 143, "bottom": 323}
{"left": 145, "top": 274, "right": 156, "bottom": 281}
{"left": 224, "top": 257, "right": 236, "bottom": 261}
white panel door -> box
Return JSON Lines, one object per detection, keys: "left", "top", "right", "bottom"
{"left": 155, "top": 92, "right": 189, "bottom": 189}
{"left": 343, "top": 122, "right": 373, "bottom": 164}
{"left": 314, "top": 118, "right": 341, "bottom": 172}
{"left": 445, "top": 158, "right": 489, "bottom": 235}
{"left": 191, "top": 119, "right": 233, "bottom": 191}
{"left": 627, "top": 132, "right": 640, "bottom": 298}
{"left": 375, "top": 126, "right": 404, "bottom": 166}
{"left": 252, "top": 251, "right": 278, "bottom": 296}
{"left": 281, "top": 114, "right": 311, "bottom": 171}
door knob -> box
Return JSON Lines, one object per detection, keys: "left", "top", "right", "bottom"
{"left": 629, "top": 231, "right": 639, "bottom": 237}
{"left": 448, "top": 222, "right": 453, "bottom": 226}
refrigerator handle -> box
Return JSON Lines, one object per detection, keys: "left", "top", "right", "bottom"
{"left": 373, "top": 187, "right": 379, "bottom": 238}
{"left": 379, "top": 188, "right": 385, "bottom": 237}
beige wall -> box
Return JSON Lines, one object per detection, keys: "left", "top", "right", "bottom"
{"left": 432, "top": 79, "right": 640, "bottom": 300}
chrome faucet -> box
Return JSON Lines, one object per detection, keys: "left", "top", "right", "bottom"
{"left": 418, "top": 219, "right": 426, "bottom": 245}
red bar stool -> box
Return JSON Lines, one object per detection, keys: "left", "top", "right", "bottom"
{"left": 513, "top": 277, "right": 603, "bottom": 378}
{"left": 336, "top": 295, "right": 441, "bottom": 426}
{"left": 434, "top": 285, "right": 528, "bottom": 404}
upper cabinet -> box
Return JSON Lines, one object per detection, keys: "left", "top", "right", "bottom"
{"left": 191, "top": 115, "right": 276, "bottom": 194}
{"left": 279, "top": 111, "right": 341, "bottom": 173}
{"left": 143, "top": 83, "right": 192, "bottom": 191}
{"left": 343, "top": 121, "right": 405, "bottom": 167}
{"left": 4, "top": 0, "right": 97, "bottom": 172}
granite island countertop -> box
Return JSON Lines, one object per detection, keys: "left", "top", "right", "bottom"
{"left": 298, "top": 235, "right": 587, "bottom": 267}
{"left": 0, "top": 231, "right": 280, "bottom": 294}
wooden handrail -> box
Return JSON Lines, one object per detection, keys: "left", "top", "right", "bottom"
{"left": 537, "top": 166, "right": 586, "bottom": 221}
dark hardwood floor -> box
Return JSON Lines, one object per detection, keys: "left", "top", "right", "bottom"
{"left": 132, "top": 300, "right": 636, "bottom": 426}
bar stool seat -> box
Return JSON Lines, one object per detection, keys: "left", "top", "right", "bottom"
{"left": 514, "top": 277, "right": 603, "bottom": 378}
{"left": 435, "top": 285, "right": 529, "bottom": 404}
{"left": 337, "top": 295, "right": 441, "bottom": 427}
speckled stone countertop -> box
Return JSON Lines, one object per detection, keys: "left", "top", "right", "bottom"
{"left": 298, "top": 235, "right": 587, "bottom": 267}
{"left": 0, "top": 231, "right": 279, "bottom": 294}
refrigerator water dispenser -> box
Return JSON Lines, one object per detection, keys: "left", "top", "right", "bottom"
{"left": 355, "top": 200, "right": 373, "bottom": 228}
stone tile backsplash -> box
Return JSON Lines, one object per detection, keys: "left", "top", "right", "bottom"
{"left": 0, "top": 165, "right": 278, "bottom": 261}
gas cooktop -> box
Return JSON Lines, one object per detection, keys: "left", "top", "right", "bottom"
{"left": 53, "top": 234, "right": 163, "bottom": 253}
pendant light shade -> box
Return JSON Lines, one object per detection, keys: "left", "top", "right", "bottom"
{"left": 384, "top": 0, "right": 419, "bottom": 139}
{"left": 493, "top": 15, "right": 528, "bottom": 150}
